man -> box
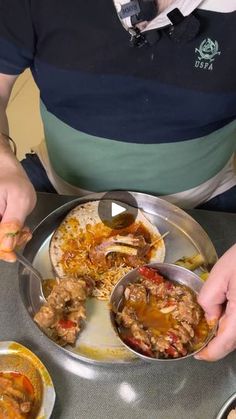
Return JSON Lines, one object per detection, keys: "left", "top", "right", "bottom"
{"left": 0, "top": 0, "right": 236, "bottom": 360}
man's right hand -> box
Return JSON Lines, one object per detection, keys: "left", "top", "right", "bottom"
{"left": 0, "top": 153, "right": 37, "bottom": 262}
{"left": 0, "top": 73, "right": 36, "bottom": 261}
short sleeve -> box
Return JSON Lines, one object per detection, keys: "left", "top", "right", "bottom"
{"left": 0, "top": 0, "right": 35, "bottom": 74}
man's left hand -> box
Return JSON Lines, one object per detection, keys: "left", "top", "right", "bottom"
{"left": 195, "top": 244, "right": 236, "bottom": 361}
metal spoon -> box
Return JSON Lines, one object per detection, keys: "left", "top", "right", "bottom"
{"left": 16, "top": 251, "right": 46, "bottom": 302}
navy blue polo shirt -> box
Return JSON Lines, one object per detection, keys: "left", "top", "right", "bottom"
{"left": 0, "top": 0, "right": 235, "bottom": 198}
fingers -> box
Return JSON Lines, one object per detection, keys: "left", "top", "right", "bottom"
{"left": 1, "top": 194, "right": 32, "bottom": 226}
{"left": 0, "top": 221, "right": 32, "bottom": 261}
{"left": 195, "top": 310, "right": 236, "bottom": 361}
{"left": 0, "top": 249, "right": 17, "bottom": 262}
{"left": 197, "top": 265, "right": 229, "bottom": 322}
{"left": 0, "top": 163, "right": 37, "bottom": 262}
{"left": 0, "top": 188, "right": 35, "bottom": 260}
{"left": 16, "top": 226, "right": 32, "bottom": 247}
{"left": 0, "top": 220, "right": 22, "bottom": 252}
{"left": 195, "top": 245, "right": 236, "bottom": 361}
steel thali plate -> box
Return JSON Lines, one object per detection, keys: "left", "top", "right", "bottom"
{"left": 19, "top": 192, "right": 218, "bottom": 365}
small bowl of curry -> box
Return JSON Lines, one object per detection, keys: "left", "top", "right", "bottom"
{"left": 0, "top": 341, "right": 55, "bottom": 418}
{"left": 110, "top": 263, "right": 216, "bottom": 361}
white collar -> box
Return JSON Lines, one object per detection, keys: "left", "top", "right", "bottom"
{"left": 113, "top": 0, "right": 205, "bottom": 34}
{"left": 143, "top": 0, "right": 204, "bottom": 32}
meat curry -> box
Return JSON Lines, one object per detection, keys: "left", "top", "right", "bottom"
{"left": 115, "top": 266, "right": 211, "bottom": 359}
{"left": 0, "top": 372, "right": 35, "bottom": 419}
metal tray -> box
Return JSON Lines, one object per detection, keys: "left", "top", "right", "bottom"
{"left": 19, "top": 192, "right": 218, "bottom": 365}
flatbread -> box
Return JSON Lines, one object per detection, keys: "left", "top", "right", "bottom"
{"left": 49, "top": 200, "right": 165, "bottom": 300}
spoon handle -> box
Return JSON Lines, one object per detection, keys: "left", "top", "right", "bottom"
{"left": 15, "top": 251, "right": 43, "bottom": 282}
{"left": 16, "top": 252, "right": 46, "bottom": 304}
{"left": 16, "top": 251, "right": 43, "bottom": 282}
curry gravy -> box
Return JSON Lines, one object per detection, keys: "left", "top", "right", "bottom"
{"left": 118, "top": 280, "right": 211, "bottom": 356}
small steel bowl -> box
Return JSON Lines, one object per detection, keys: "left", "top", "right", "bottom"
{"left": 110, "top": 262, "right": 216, "bottom": 362}
{"left": 0, "top": 341, "right": 55, "bottom": 418}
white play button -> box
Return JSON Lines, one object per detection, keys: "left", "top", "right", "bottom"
{"left": 98, "top": 191, "right": 138, "bottom": 229}
{"left": 111, "top": 202, "right": 126, "bottom": 217}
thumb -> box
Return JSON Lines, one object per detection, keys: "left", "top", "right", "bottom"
{"left": 195, "top": 310, "right": 236, "bottom": 361}
{"left": 0, "top": 193, "right": 29, "bottom": 252}
{"left": 197, "top": 266, "right": 228, "bottom": 322}
{"left": 0, "top": 219, "right": 22, "bottom": 252}
{"left": 1, "top": 192, "right": 29, "bottom": 226}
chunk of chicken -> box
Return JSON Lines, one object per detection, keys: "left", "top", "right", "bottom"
{"left": 34, "top": 276, "right": 93, "bottom": 345}
{"left": 124, "top": 284, "right": 147, "bottom": 305}
{"left": 34, "top": 305, "right": 60, "bottom": 328}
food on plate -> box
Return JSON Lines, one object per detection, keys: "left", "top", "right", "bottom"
{"left": 0, "top": 371, "right": 35, "bottom": 419}
{"left": 34, "top": 276, "right": 94, "bottom": 345}
{"left": 175, "top": 253, "right": 205, "bottom": 271}
{"left": 199, "top": 271, "right": 209, "bottom": 281}
{"left": 50, "top": 200, "right": 166, "bottom": 300}
{"left": 114, "top": 266, "right": 212, "bottom": 359}
{"left": 42, "top": 278, "right": 58, "bottom": 299}
{"left": 175, "top": 253, "right": 210, "bottom": 281}
{"left": 228, "top": 409, "right": 236, "bottom": 419}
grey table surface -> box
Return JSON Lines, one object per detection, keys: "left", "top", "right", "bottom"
{"left": 1, "top": 192, "right": 236, "bottom": 419}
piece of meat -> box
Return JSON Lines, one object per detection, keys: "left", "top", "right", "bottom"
{"left": 55, "top": 320, "right": 78, "bottom": 345}
{"left": 34, "top": 276, "right": 93, "bottom": 345}
{"left": 47, "top": 287, "right": 71, "bottom": 310}
{"left": 172, "top": 298, "right": 200, "bottom": 326}
{"left": 123, "top": 255, "right": 148, "bottom": 268}
{"left": 150, "top": 334, "right": 171, "bottom": 354}
{"left": 47, "top": 278, "right": 87, "bottom": 309}
{"left": 181, "top": 322, "right": 195, "bottom": 338}
{"left": 130, "top": 322, "right": 151, "bottom": 346}
{"left": 117, "top": 306, "right": 137, "bottom": 328}
{"left": 0, "top": 376, "right": 12, "bottom": 389}
{"left": 0, "top": 394, "right": 23, "bottom": 418}
{"left": 67, "top": 305, "right": 86, "bottom": 323}
{"left": 81, "top": 275, "right": 95, "bottom": 296}
{"left": 150, "top": 331, "right": 187, "bottom": 358}
{"left": 0, "top": 376, "right": 26, "bottom": 401}
{"left": 89, "top": 233, "right": 150, "bottom": 267}
{"left": 173, "top": 325, "right": 191, "bottom": 344}
{"left": 159, "top": 304, "right": 177, "bottom": 314}
{"left": 142, "top": 279, "right": 170, "bottom": 299}
{"left": 0, "top": 377, "right": 32, "bottom": 417}
{"left": 34, "top": 305, "right": 60, "bottom": 328}
{"left": 20, "top": 401, "right": 31, "bottom": 413}
{"left": 124, "top": 284, "right": 147, "bottom": 305}
{"left": 112, "top": 234, "right": 146, "bottom": 247}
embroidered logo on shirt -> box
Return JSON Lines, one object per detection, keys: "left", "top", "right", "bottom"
{"left": 195, "top": 38, "right": 221, "bottom": 71}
